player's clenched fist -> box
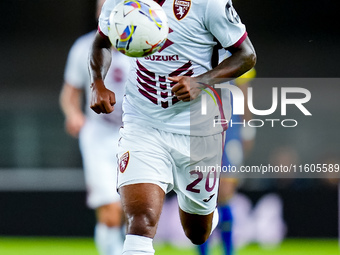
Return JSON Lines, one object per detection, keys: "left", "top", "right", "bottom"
{"left": 169, "top": 76, "right": 203, "bottom": 102}
{"left": 90, "top": 80, "right": 116, "bottom": 114}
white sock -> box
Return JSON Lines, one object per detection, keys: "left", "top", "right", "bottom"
{"left": 122, "top": 234, "right": 155, "bottom": 255}
{"left": 95, "top": 223, "right": 124, "bottom": 255}
{"left": 211, "top": 208, "right": 219, "bottom": 235}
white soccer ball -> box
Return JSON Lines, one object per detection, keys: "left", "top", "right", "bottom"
{"left": 108, "top": 0, "right": 169, "bottom": 57}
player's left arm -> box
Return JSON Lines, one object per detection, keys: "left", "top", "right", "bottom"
{"left": 170, "top": 37, "right": 256, "bottom": 101}
{"left": 201, "top": 36, "right": 256, "bottom": 86}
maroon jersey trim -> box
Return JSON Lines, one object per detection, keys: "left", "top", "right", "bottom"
{"left": 98, "top": 26, "right": 108, "bottom": 39}
{"left": 230, "top": 31, "right": 248, "bottom": 49}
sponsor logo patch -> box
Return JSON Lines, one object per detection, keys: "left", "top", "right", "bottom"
{"left": 173, "top": 0, "right": 191, "bottom": 20}
{"left": 144, "top": 55, "right": 179, "bottom": 61}
{"left": 119, "top": 151, "right": 130, "bottom": 173}
{"left": 203, "top": 193, "right": 215, "bottom": 203}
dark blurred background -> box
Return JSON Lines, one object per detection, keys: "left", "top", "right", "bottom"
{"left": 0, "top": 0, "right": 339, "bottom": 238}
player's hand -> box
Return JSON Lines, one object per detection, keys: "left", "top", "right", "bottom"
{"left": 169, "top": 76, "right": 203, "bottom": 102}
{"left": 90, "top": 80, "right": 116, "bottom": 114}
{"left": 65, "top": 113, "right": 86, "bottom": 138}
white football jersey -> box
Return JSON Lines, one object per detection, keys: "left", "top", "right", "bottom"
{"left": 99, "top": 0, "right": 247, "bottom": 135}
{"left": 64, "top": 30, "right": 131, "bottom": 126}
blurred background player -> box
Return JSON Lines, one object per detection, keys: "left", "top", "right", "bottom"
{"left": 198, "top": 68, "right": 256, "bottom": 255}
{"left": 59, "top": 0, "right": 130, "bottom": 254}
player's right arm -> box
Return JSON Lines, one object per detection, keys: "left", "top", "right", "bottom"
{"left": 88, "top": 32, "right": 116, "bottom": 114}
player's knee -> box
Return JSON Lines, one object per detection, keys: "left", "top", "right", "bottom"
{"left": 127, "top": 211, "right": 159, "bottom": 235}
{"left": 184, "top": 227, "right": 210, "bottom": 245}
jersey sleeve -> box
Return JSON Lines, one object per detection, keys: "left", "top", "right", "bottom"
{"left": 63, "top": 39, "right": 87, "bottom": 89}
{"left": 98, "top": 0, "right": 119, "bottom": 36}
{"left": 204, "top": 0, "right": 247, "bottom": 49}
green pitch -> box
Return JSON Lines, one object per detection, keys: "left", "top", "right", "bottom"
{"left": 0, "top": 238, "right": 338, "bottom": 255}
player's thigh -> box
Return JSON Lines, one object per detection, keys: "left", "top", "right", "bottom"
{"left": 116, "top": 124, "right": 172, "bottom": 237}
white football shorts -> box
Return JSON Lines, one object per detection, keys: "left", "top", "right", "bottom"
{"left": 79, "top": 120, "right": 121, "bottom": 209}
{"left": 117, "top": 122, "right": 222, "bottom": 215}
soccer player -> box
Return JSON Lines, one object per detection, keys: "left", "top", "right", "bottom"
{"left": 59, "top": 1, "right": 130, "bottom": 254}
{"left": 89, "top": 0, "right": 256, "bottom": 254}
{"left": 198, "top": 68, "right": 257, "bottom": 255}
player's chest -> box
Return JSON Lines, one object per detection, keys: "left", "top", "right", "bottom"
{"left": 160, "top": 0, "right": 206, "bottom": 34}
